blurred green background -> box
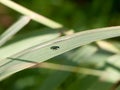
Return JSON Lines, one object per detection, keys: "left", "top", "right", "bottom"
{"left": 0, "top": 0, "right": 120, "bottom": 90}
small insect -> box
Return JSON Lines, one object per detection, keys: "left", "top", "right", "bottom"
{"left": 50, "top": 46, "right": 60, "bottom": 50}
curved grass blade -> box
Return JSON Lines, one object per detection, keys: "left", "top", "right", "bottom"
{"left": 9, "top": 26, "right": 120, "bottom": 62}
{"left": 0, "top": 16, "right": 31, "bottom": 47}
{"left": 0, "top": 29, "right": 60, "bottom": 60}
{"left": 0, "top": 26, "right": 120, "bottom": 81}
{"left": 0, "top": 0, "right": 62, "bottom": 29}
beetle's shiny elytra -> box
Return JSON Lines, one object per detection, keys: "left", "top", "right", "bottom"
{"left": 50, "top": 46, "right": 60, "bottom": 50}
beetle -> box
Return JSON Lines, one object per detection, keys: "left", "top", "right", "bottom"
{"left": 50, "top": 46, "right": 60, "bottom": 50}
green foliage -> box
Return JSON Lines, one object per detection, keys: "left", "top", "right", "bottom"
{"left": 0, "top": 0, "right": 120, "bottom": 90}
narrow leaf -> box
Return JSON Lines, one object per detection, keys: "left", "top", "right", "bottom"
{"left": 0, "top": 0, "right": 62, "bottom": 29}
{"left": 0, "top": 26, "right": 120, "bottom": 81}
{"left": 0, "top": 16, "right": 31, "bottom": 47}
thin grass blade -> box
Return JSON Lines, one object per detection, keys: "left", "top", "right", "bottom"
{"left": 0, "top": 16, "right": 31, "bottom": 47}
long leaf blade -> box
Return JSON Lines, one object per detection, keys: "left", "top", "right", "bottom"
{"left": 0, "top": 26, "right": 120, "bottom": 81}
{"left": 10, "top": 26, "right": 120, "bottom": 62}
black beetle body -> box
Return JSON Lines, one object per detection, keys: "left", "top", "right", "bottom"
{"left": 50, "top": 46, "right": 60, "bottom": 50}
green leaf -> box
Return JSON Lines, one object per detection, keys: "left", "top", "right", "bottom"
{"left": 66, "top": 76, "right": 98, "bottom": 90}
{"left": 9, "top": 26, "right": 120, "bottom": 62}
{"left": 37, "top": 45, "right": 99, "bottom": 90}
{"left": 0, "top": 26, "right": 120, "bottom": 81}
{"left": 0, "top": 29, "right": 60, "bottom": 60}
{"left": 107, "top": 54, "right": 120, "bottom": 69}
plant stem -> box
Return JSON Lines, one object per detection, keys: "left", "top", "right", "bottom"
{"left": 0, "top": 0, "right": 63, "bottom": 29}
{"left": 33, "top": 62, "right": 107, "bottom": 77}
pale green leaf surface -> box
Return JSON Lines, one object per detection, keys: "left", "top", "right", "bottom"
{"left": 64, "top": 45, "right": 107, "bottom": 67}
{"left": 66, "top": 45, "right": 98, "bottom": 63}
{"left": 101, "top": 67, "right": 120, "bottom": 82}
{"left": 79, "top": 53, "right": 109, "bottom": 67}
{"left": 9, "top": 26, "right": 120, "bottom": 62}
{"left": 0, "top": 29, "right": 60, "bottom": 80}
{"left": 96, "top": 41, "right": 120, "bottom": 53}
{"left": 107, "top": 54, "right": 120, "bottom": 68}
{"left": 0, "top": 26, "right": 120, "bottom": 81}
{"left": 0, "top": 29, "right": 60, "bottom": 60}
